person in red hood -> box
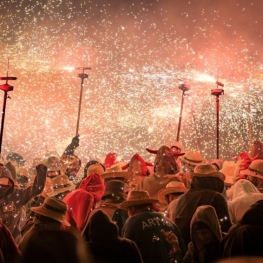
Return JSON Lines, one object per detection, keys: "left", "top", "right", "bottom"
{"left": 63, "top": 173, "right": 105, "bottom": 232}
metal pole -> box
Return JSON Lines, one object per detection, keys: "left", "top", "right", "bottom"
{"left": 76, "top": 74, "right": 84, "bottom": 136}
{"left": 75, "top": 67, "right": 91, "bottom": 136}
{"left": 176, "top": 90, "right": 185, "bottom": 141}
{"left": 0, "top": 91, "right": 8, "bottom": 154}
{"left": 216, "top": 95, "right": 220, "bottom": 159}
{"left": 211, "top": 82, "right": 224, "bottom": 159}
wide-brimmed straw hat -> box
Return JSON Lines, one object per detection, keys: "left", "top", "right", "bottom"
{"left": 119, "top": 190, "right": 158, "bottom": 210}
{"left": 47, "top": 175, "right": 75, "bottom": 197}
{"left": 179, "top": 151, "right": 207, "bottom": 166}
{"left": 31, "top": 197, "right": 70, "bottom": 226}
{"left": 157, "top": 181, "right": 187, "bottom": 204}
{"left": 101, "top": 164, "right": 131, "bottom": 181}
{"left": 220, "top": 161, "right": 236, "bottom": 185}
{"left": 189, "top": 164, "right": 225, "bottom": 181}
{"left": 240, "top": 159, "right": 263, "bottom": 179}
{"left": 87, "top": 163, "right": 105, "bottom": 176}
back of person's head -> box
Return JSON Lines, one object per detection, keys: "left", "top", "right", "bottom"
{"left": 221, "top": 225, "right": 263, "bottom": 259}
{"left": 19, "top": 229, "right": 93, "bottom": 263}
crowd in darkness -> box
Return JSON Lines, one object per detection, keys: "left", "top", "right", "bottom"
{"left": 0, "top": 136, "right": 263, "bottom": 263}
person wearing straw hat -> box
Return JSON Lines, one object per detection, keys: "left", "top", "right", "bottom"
{"left": 240, "top": 159, "right": 263, "bottom": 193}
{"left": 89, "top": 179, "right": 129, "bottom": 235}
{"left": 178, "top": 150, "right": 207, "bottom": 188}
{"left": 47, "top": 175, "right": 76, "bottom": 200}
{"left": 174, "top": 164, "right": 232, "bottom": 247}
{"left": 157, "top": 181, "right": 187, "bottom": 221}
{"left": 135, "top": 145, "right": 184, "bottom": 200}
{"left": 19, "top": 197, "right": 71, "bottom": 249}
{"left": 101, "top": 163, "right": 132, "bottom": 183}
{"left": 121, "top": 190, "right": 186, "bottom": 263}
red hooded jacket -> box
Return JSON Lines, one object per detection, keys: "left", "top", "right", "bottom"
{"left": 63, "top": 173, "right": 105, "bottom": 232}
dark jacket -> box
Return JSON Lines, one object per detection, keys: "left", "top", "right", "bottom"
{"left": 220, "top": 200, "right": 263, "bottom": 258}
{"left": 122, "top": 210, "right": 186, "bottom": 263}
{"left": 83, "top": 210, "right": 143, "bottom": 263}
{"left": 174, "top": 177, "right": 232, "bottom": 246}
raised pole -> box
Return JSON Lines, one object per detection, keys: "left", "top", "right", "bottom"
{"left": 75, "top": 67, "right": 91, "bottom": 136}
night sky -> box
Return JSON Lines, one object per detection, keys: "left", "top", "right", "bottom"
{"left": 0, "top": 0, "right": 262, "bottom": 169}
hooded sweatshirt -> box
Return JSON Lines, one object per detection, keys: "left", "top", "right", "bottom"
{"left": 63, "top": 173, "right": 104, "bottom": 232}
{"left": 175, "top": 176, "right": 231, "bottom": 246}
{"left": 220, "top": 199, "right": 263, "bottom": 257}
{"left": 227, "top": 179, "right": 263, "bottom": 224}
{"left": 82, "top": 209, "right": 143, "bottom": 263}
{"left": 183, "top": 205, "right": 222, "bottom": 263}
{"left": 0, "top": 165, "right": 46, "bottom": 244}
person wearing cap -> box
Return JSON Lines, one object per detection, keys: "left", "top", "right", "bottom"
{"left": 174, "top": 164, "right": 232, "bottom": 247}
{"left": 157, "top": 181, "right": 187, "bottom": 221}
{"left": 0, "top": 163, "right": 47, "bottom": 244}
{"left": 240, "top": 159, "right": 263, "bottom": 193}
{"left": 121, "top": 190, "right": 186, "bottom": 263}
{"left": 135, "top": 145, "right": 184, "bottom": 200}
{"left": 63, "top": 172, "right": 105, "bottom": 232}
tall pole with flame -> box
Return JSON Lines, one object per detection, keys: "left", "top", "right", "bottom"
{"left": 176, "top": 81, "right": 190, "bottom": 142}
{"left": 75, "top": 67, "right": 91, "bottom": 136}
{"left": 211, "top": 81, "right": 224, "bottom": 159}
{"left": 0, "top": 74, "right": 17, "bottom": 154}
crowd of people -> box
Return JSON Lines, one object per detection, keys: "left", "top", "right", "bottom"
{"left": 0, "top": 136, "right": 263, "bottom": 263}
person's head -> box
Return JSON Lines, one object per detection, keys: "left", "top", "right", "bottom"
{"left": 119, "top": 190, "right": 158, "bottom": 216}
{"left": 46, "top": 156, "right": 63, "bottom": 179}
{"left": 102, "top": 180, "right": 127, "bottom": 203}
{"left": 157, "top": 181, "right": 187, "bottom": 204}
{"left": 47, "top": 175, "right": 75, "bottom": 199}
{"left": 83, "top": 160, "right": 105, "bottom": 179}
{"left": 0, "top": 165, "right": 14, "bottom": 198}
{"left": 19, "top": 229, "right": 91, "bottom": 263}
{"left": 152, "top": 145, "right": 183, "bottom": 174}
{"left": 240, "top": 159, "right": 263, "bottom": 188}
{"left": 6, "top": 152, "right": 25, "bottom": 168}
{"left": 101, "top": 164, "right": 132, "bottom": 183}
{"left": 170, "top": 141, "right": 182, "bottom": 158}
{"left": 180, "top": 151, "right": 207, "bottom": 174}
{"left": 194, "top": 222, "right": 217, "bottom": 244}
{"left": 31, "top": 197, "right": 70, "bottom": 226}
{"left": 64, "top": 154, "right": 81, "bottom": 179}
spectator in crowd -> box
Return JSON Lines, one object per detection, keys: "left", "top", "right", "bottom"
{"left": 121, "top": 190, "right": 186, "bottom": 263}
{"left": 174, "top": 164, "right": 232, "bottom": 247}
{"left": 63, "top": 173, "right": 105, "bottom": 232}
{"left": 183, "top": 205, "right": 223, "bottom": 263}
{"left": 0, "top": 163, "right": 46, "bottom": 244}
{"left": 82, "top": 209, "right": 143, "bottom": 263}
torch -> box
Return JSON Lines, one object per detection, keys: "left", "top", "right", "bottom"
{"left": 211, "top": 81, "right": 224, "bottom": 159}
{"left": 176, "top": 81, "right": 190, "bottom": 142}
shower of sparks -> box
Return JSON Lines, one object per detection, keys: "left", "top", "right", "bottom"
{"left": 0, "top": 0, "right": 262, "bottom": 172}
